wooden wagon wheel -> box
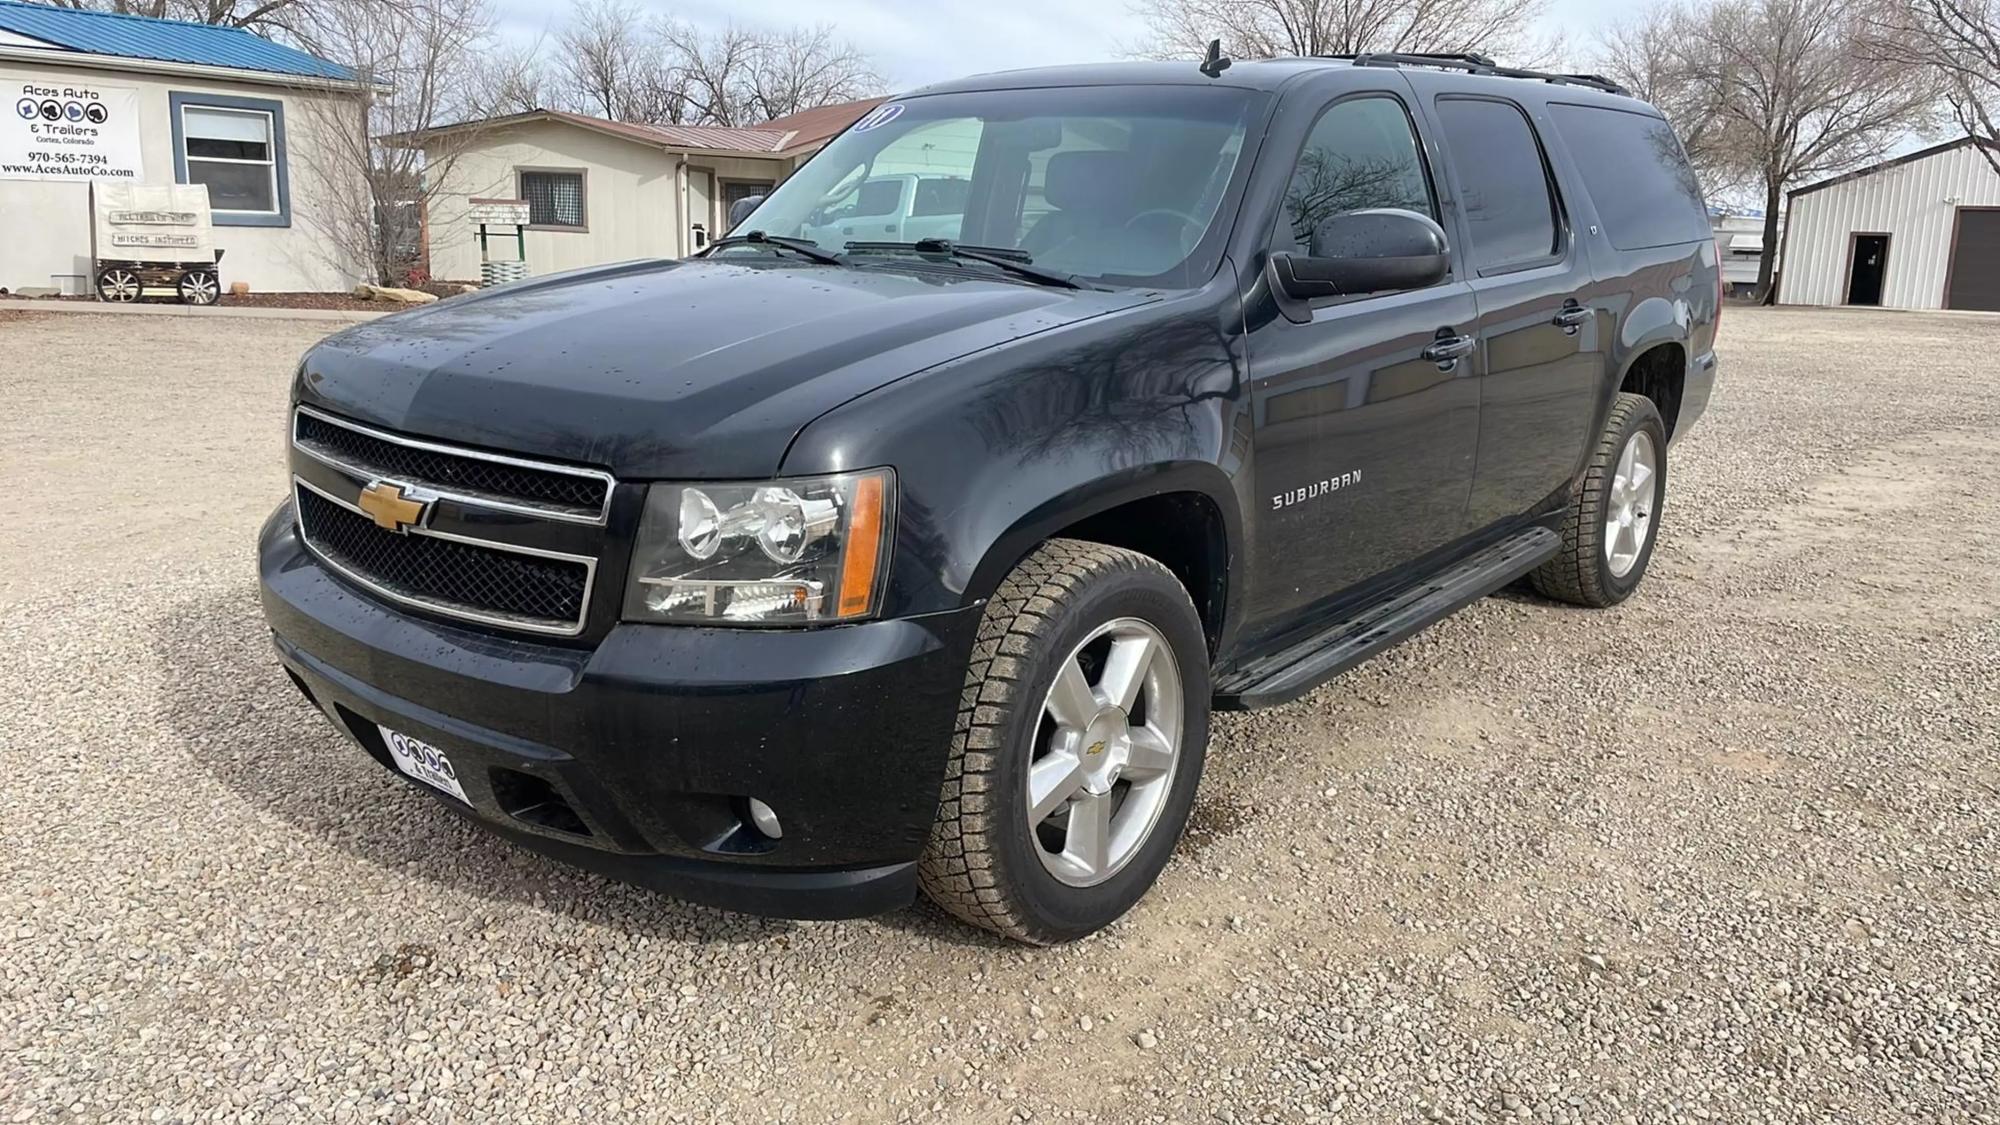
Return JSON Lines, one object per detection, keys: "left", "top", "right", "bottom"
{"left": 96, "top": 267, "right": 142, "bottom": 302}
{"left": 178, "top": 270, "right": 221, "bottom": 306}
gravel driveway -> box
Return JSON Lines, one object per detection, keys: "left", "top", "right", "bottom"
{"left": 1, "top": 306, "right": 1994, "bottom": 1124}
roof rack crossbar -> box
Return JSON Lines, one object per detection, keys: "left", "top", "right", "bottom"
{"left": 1318, "top": 51, "right": 1631, "bottom": 97}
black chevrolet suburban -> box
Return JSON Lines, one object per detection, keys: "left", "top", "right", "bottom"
{"left": 259, "top": 53, "right": 1719, "bottom": 943}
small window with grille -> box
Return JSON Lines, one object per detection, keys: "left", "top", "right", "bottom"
{"left": 519, "top": 169, "right": 586, "bottom": 229}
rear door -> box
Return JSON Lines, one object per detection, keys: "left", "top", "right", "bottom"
{"left": 1244, "top": 91, "right": 1482, "bottom": 636}
{"left": 1424, "top": 94, "right": 1604, "bottom": 527}
{"left": 906, "top": 177, "right": 971, "bottom": 242}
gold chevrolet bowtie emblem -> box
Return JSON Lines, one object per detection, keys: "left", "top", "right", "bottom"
{"left": 1085, "top": 740, "right": 1107, "bottom": 757}
{"left": 357, "top": 481, "right": 429, "bottom": 533}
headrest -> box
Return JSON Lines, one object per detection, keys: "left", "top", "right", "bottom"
{"left": 1043, "top": 150, "right": 1136, "bottom": 214}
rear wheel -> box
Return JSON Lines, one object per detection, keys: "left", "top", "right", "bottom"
{"left": 918, "top": 539, "right": 1210, "bottom": 943}
{"left": 178, "top": 269, "right": 220, "bottom": 306}
{"left": 1531, "top": 392, "right": 1667, "bottom": 607}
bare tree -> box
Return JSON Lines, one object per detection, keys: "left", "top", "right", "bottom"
{"left": 552, "top": 0, "right": 689, "bottom": 123}
{"left": 1134, "top": 0, "right": 1553, "bottom": 63}
{"left": 1598, "top": 0, "right": 1939, "bottom": 301}
{"left": 1596, "top": 7, "right": 1733, "bottom": 187}
{"left": 1865, "top": 0, "right": 2000, "bottom": 173}
{"left": 656, "top": 19, "right": 760, "bottom": 127}
{"left": 463, "top": 38, "right": 554, "bottom": 119}
{"left": 652, "top": 19, "right": 880, "bottom": 127}
{"left": 739, "top": 24, "right": 881, "bottom": 122}
{"left": 290, "top": 0, "right": 493, "bottom": 285}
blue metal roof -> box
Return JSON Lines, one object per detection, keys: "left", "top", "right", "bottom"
{"left": 0, "top": 0, "right": 352, "bottom": 81}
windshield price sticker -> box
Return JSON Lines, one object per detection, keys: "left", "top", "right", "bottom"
{"left": 852, "top": 103, "right": 905, "bottom": 132}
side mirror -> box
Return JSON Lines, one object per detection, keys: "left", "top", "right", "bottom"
{"left": 1270, "top": 208, "right": 1450, "bottom": 302}
{"left": 728, "top": 195, "right": 765, "bottom": 232}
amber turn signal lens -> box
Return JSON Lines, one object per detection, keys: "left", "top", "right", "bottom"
{"left": 837, "top": 473, "right": 886, "bottom": 618}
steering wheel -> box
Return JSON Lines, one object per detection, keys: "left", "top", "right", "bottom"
{"left": 1122, "top": 208, "right": 1203, "bottom": 237}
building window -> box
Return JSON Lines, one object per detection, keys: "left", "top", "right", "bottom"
{"left": 169, "top": 92, "right": 289, "bottom": 228}
{"left": 520, "top": 170, "right": 586, "bottom": 229}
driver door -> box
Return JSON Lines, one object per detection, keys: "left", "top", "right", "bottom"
{"left": 1243, "top": 92, "right": 1482, "bottom": 640}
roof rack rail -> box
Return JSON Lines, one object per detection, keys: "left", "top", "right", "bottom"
{"left": 1318, "top": 51, "right": 1632, "bottom": 97}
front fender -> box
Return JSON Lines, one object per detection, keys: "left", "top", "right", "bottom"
{"left": 962, "top": 457, "right": 1243, "bottom": 609}
{"left": 780, "top": 286, "right": 1252, "bottom": 641}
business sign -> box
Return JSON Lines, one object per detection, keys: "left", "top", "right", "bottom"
{"left": 467, "top": 198, "right": 530, "bottom": 227}
{"left": 94, "top": 183, "right": 214, "bottom": 264}
{"left": 2, "top": 80, "right": 143, "bottom": 182}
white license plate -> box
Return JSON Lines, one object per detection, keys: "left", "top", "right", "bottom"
{"left": 379, "top": 725, "right": 470, "bottom": 804}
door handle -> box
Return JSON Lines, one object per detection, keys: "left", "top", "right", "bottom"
{"left": 1422, "top": 333, "right": 1477, "bottom": 370}
{"left": 1554, "top": 302, "right": 1591, "bottom": 332}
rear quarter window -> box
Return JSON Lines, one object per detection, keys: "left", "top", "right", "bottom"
{"left": 1548, "top": 103, "right": 1709, "bottom": 251}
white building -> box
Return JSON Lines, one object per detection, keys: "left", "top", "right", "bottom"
{"left": 1779, "top": 138, "right": 2000, "bottom": 312}
{"left": 1711, "top": 208, "right": 1781, "bottom": 298}
{"left": 0, "top": 0, "right": 367, "bottom": 295}
{"left": 408, "top": 100, "right": 881, "bottom": 282}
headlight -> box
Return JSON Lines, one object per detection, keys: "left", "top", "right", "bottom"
{"left": 623, "top": 469, "right": 894, "bottom": 625}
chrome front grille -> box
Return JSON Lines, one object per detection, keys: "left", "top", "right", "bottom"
{"left": 293, "top": 405, "right": 612, "bottom": 523}
{"left": 289, "top": 408, "right": 612, "bottom": 636}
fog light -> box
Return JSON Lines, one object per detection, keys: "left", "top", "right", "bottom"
{"left": 745, "top": 797, "right": 783, "bottom": 840}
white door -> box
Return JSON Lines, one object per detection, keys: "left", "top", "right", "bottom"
{"left": 686, "top": 169, "right": 714, "bottom": 256}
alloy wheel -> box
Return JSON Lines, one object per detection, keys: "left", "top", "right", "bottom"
{"left": 1026, "top": 617, "right": 1183, "bottom": 887}
{"left": 1605, "top": 429, "right": 1658, "bottom": 578}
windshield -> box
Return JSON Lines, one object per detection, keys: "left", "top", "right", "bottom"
{"left": 723, "top": 85, "right": 1262, "bottom": 287}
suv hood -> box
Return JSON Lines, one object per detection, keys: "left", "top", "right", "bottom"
{"left": 297, "top": 258, "right": 1157, "bottom": 479}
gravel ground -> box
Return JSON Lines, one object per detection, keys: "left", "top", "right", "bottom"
{"left": 1, "top": 307, "right": 1995, "bottom": 1124}
{"left": 1, "top": 286, "right": 472, "bottom": 313}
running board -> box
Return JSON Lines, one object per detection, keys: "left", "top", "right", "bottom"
{"left": 1214, "top": 527, "right": 1560, "bottom": 711}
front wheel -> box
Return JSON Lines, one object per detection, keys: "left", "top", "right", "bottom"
{"left": 96, "top": 267, "right": 142, "bottom": 302}
{"left": 918, "top": 539, "right": 1210, "bottom": 943}
{"left": 1531, "top": 391, "right": 1668, "bottom": 607}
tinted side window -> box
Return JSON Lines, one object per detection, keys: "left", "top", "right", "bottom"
{"left": 1548, "top": 103, "right": 1709, "bottom": 250}
{"left": 1273, "top": 96, "right": 1436, "bottom": 256}
{"left": 1434, "top": 98, "right": 1560, "bottom": 272}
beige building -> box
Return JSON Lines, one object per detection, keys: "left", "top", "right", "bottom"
{"left": 411, "top": 100, "right": 881, "bottom": 282}
{"left": 0, "top": 0, "right": 369, "bottom": 295}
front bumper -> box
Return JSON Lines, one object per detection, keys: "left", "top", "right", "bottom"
{"left": 258, "top": 505, "right": 978, "bottom": 920}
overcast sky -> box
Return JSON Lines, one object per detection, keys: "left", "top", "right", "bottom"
{"left": 490, "top": 0, "right": 1645, "bottom": 90}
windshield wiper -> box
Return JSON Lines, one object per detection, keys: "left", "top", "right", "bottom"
{"left": 707, "top": 230, "right": 848, "bottom": 265}
{"left": 844, "top": 238, "right": 1084, "bottom": 290}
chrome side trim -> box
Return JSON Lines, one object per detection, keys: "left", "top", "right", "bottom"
{"left": 293, "top": 476, "right": 596, "bottom": 637}
{"left": 292, "top": 404, "right": 615, "bottom": 525}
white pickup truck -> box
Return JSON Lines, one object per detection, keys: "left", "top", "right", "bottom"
{"left": 799, "top": 173, "right": 970, "bottom": 247}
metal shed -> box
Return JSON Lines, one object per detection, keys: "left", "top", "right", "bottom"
{"left": 1778, "top": 138, "right": 2000, "bottom": 312}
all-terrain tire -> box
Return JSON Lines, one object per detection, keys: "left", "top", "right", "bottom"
{"left": 917, "top": 539, "right": 1211, "bottom": 944}
{"left": 1531, "top": 391, "right": 1668, "bottom": 607}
